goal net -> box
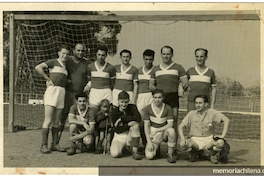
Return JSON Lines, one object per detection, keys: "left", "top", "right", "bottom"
{"left": 6, "top": 13, "right": 260, "bottom": 140}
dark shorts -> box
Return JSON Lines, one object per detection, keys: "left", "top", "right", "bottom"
{"left": 163, "top": 92, "right": 179, "bottom": 108}
{"left": 62, "top": 91, "right": 77, "bottom": 114}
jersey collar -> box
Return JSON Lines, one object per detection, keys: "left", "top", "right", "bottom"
{"left": 195, "top": 66, "right": 209, "bottom": 75}
{"left": 160, "top": 62, "right": 174, "bottom": 70}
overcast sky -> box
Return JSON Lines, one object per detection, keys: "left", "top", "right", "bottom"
{"left": 106, "top": 14, "right": 260, "bottom": 88}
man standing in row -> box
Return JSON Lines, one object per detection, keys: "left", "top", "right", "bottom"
{"left": 84, "top": 46, "right": 116, "bottom": 108}
{"left": 149, "top": 46, "right": 189, "bottom": 157}
{"left": 112, "top": 49, "right": 138, "bottom": 107}
{"left": 58, "top": 43, "right": 91, "bottom": 143}
{"left": 186, "top": 48, "right": 216, "bottom": 112}
{"left": 137, "top": 49, "right": 155, "bottom": 150}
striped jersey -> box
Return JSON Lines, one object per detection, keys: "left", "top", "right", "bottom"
{"left": 186, "top": 66, "right": 216, "bottom": 102}
{"left": 44, "top": 59, "right": 68, "bottom": 87}
{"left": 151, "top": 62, "right": 186, "bottom": 93}
{"left": 142, "top": 103, "right": 173, "bottom": 128}
{"left": 87, "top": 62, "right": 116, "bottom": 89}
{"left": 137, "top": 66, "right": 154, "bottom": 94}
{"left": 68, "top": 104, "right": 96, "bottom": 125}
{"left": 114, "top": 64, "right": 138, "bottom": 91}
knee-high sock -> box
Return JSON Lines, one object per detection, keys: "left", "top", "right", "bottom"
{"left": 131, "top": 137, "right": 140, "bottom": 148}
{"left": 51, "top": 127, "right": 59, "bottom": 145}
{"left": 42, "top": 128, "right": 49, "bottom": 145}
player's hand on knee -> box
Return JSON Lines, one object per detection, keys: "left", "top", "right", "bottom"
{"left": 214, "top": 135, "right": 224, "bottom": 139}
{"left": 149, "top": 130, "right": 157, "bottom": 139}
{"left": 146, "top": 142, "right": 154, "bottom": 152}
{"left": 180, "top": 139, "right": 188, "bottom": 151}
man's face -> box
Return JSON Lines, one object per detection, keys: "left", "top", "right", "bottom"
{"left": 96, "top": 49, "right": 107, "bottom": 65}
{"left": 74, "top": 44, "right": 84, "bottom": 59}
{"left": 195, "top": 50, "right": 207, "bottom": 66}
{"left": 120, "top": 52, "right": 131, "bottom": 65}
{"left": 118, "top": 98, "right": 129, "bottom": 111}
{"left": 195, "top": 97, "right": 207, "bottom": 112}
{"left": 161, "top": 47, "right": 173, "bottom": 64}
{"left": 143, "top": 55, "right": 154, "bottom": 68}
{"left": 58, "top": 48, "right": 69, "bottom": 62}
{"left": 77, "top": 97, "right": 87, "bottom": 110}
{"left": 153, "top": 93, "right": 164, "bottom": 106}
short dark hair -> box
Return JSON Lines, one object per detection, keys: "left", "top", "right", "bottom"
{"left": 75, "top": 92, "right": 88, "bottom": 100}
{"left": 74, "top": 43, "right": 84, "bottom": 49}
{"left": 195, "top": 48, "right": 208, "bottom": 57}
{"left": 96, "top": 46, "right": 108, "bottom": 53}
{"left": 100, "top": 99, "right": 110, "bottom": 107}
{"left": 118, "top": 91, "right": 130, "bottom": 100}
{"left": 120, "top": 49, "right": 132, "bottom": 57}
{"left": 194, "top": 95, "right": 209, "bottom": 103}
{"left": 58, "top": 44, "right": 70, "bottom": 52}
{"left": 152, "top": 89, "right": 165, "bottom": 97}
{"left": 143, "top": 49, "right": 155, "bottom": 57}
{"left": 161, "top": 46, "right": 173, "bottom": 54}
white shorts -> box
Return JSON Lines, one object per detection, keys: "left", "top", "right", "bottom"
{"left": 136, "top": 92, "right": 153, "bottom": 111}
{"left": 89, "top": 88, "right": 112, "bottom": 106}
{"left": 112, "top": 131, "right": 132, "bottom": 146}
{"left": 44, "top": 86, "right": 65, "bottom": 109}
{"left": 150, "top": 127, "right": 165, "bottom": 145}
{"left": 191, "top": 135, "right": 214, "bottom": 150}
{"left": 112, "top": 89, "right": 133, "bottom": 107}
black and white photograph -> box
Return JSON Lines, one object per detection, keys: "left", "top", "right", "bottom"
{"left": 1, "top": 2, "right": 263, "bottom": 175}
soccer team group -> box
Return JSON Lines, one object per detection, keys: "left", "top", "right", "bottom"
{"left": 35, "top": 44, "right": 230, "bottom": 164}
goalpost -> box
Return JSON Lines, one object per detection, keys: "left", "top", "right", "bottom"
{"left": 8, "top": 11, "right": 260, "bottom": 139}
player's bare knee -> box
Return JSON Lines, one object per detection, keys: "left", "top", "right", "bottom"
{"left": 110, "top": 149, "right": 120, "bottom": 158}
{"left": 213, "top": 139, "right": 224, "bottom": 151}
{"left": 83, "top": 136, "right": 92, "bottom": 146}
{"left": 145, "top": 151, "right": 155, "bottom": 160}
{"left": 167, "top": 127, "right": 176, "bottom": 136}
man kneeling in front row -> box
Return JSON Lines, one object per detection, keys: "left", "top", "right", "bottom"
{"left": 110, "top": 91, "right": 143, "bottom": 160}
{"left": 67, "top": 92, "right": 95, "bottom": 155}
{"left": 142, "top": 89, "right": 177, "bottom": 163}
{"left": 178, "top": 95, "right": 230, "bottom": 164}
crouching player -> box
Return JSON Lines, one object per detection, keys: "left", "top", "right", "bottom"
{"left": 67, "top": 92, "right": 96, "bottom": 155}
{"left": 94, "top": 99, "right": 112, "bottom": 154}
{"left": 110, "top": 91, "right": 143, "bottom": 160}
{"left": 178, "top": 95, "right": 230, "bottom": 164}
{"left": 142, "top": 89, "right": 177, "bottom": 163}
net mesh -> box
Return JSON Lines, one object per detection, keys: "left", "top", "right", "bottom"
{"left": 7, "top": 18, "right": 260, "bottom": 140}
{"left": 15, "top": 20, "right": 121, "bottom": 94}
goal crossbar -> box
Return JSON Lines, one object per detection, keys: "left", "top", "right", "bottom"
{"left": 13, "top": 11, "right": 259, "bottom": 21}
